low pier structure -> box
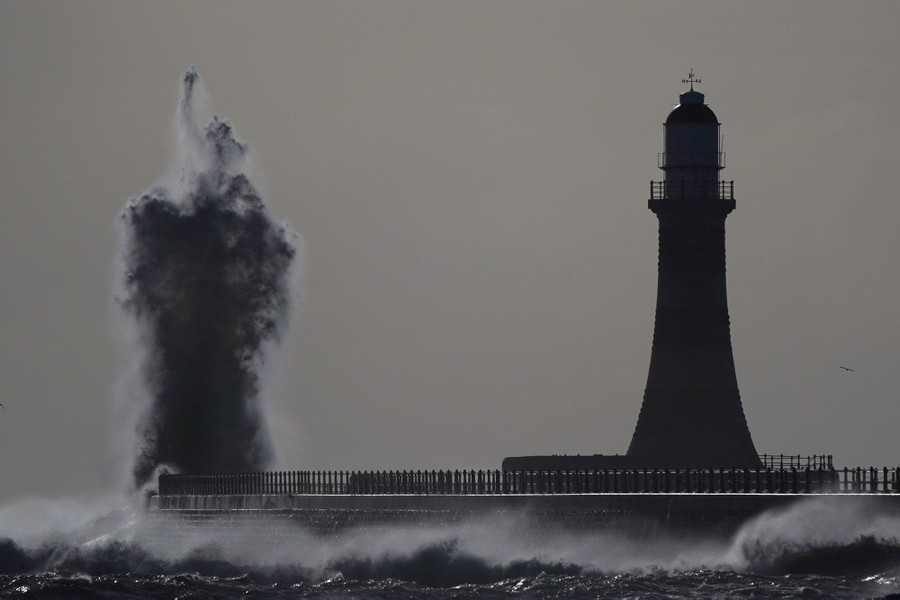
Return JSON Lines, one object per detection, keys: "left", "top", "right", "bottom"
{"left": 150, "top": 466, "right": 900, "bottom": 537}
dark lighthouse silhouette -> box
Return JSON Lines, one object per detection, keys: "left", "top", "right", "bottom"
{"left": 505, "top": 73, "right": 762, "bottom": 471}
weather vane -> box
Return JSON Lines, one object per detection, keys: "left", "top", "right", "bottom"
{"left": 682, "top": 69, "right": 701, "bottom": 91}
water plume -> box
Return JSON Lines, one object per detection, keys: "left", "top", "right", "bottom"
{"left": 118, "top": 68, "right": 297, "bottom": 489}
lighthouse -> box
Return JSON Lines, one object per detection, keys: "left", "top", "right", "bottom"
{"left": 503, "top": 74, "right": 761, "bottom": 472}
{"left": 626, "top": 72, "right": 761, "bottom": 468}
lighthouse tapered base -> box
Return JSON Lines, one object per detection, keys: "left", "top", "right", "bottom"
{"left": 627, "top": 387, "right": 761, "bottom": 468}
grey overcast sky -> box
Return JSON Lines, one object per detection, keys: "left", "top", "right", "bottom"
{"left": 0, "top": 1, "right": 898, "bottom": 504}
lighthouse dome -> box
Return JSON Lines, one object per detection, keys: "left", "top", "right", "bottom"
{"left": 665, "top": 90, "right": 718, "bottom": 124}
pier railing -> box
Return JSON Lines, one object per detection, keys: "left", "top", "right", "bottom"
{"left": 158, "top": 466, "right": 900, "bottom": 497}
{"left": 759, "top": 454, "right": 833, "bottom": 470}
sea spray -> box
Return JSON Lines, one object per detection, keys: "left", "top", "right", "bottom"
{"left": 5, "top": 503, "right": 900, "bottom": 588}
{"left": 4, "top": 495, "right": 900, "bottom": 596}
{"left": 118, "top": 68, "right": 297, "bottom": 488}
{"left": 724, "top": 496, "right": 900, "bottom": 573}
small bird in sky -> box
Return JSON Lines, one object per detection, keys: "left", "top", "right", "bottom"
{"left": 839, "top": 366, "right": 856, "bottom": 372}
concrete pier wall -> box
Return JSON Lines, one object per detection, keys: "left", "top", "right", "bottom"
{"left": 149, "top": 493, "right": 900, "bottom": 537}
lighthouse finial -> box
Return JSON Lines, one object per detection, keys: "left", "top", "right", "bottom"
{"left": 682, "top": 69, "right": 701, "bottom": 91}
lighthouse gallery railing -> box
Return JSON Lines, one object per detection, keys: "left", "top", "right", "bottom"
{"left": 650, "top": 180, "right": 734, "bottom": 200}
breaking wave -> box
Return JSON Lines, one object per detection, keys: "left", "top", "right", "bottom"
{"left": 116, "top": 68, "right": 298, "bottom": 489}
{"left": 1, "top": 498, "right": 900, "bottom": 597}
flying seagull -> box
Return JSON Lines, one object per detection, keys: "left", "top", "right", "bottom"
{"left": 839, "top": 366, "right": 856, "bottom": 372}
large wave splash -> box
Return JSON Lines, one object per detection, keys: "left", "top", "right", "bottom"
{"left": 2, "top": 499, "right": 900, "bottom": 594}
{"left": 118, "top": 69, "right": 297, "bottom": 489}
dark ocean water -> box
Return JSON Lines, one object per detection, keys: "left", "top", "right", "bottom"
{"left": 3, "top": 570, "right": 900, "bottom": 599}
{"left": 3, "top": 497, "right": 900, "bottom": 599}
{"left": 3, "top": 563, "right": 900, "bottom": 598}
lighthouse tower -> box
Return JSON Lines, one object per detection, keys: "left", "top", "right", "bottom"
{"left": 626, "top": 73, "right": 761, "bottom": 468}
{"left": 501, "top": 74, "right": 761, "bottom": 473}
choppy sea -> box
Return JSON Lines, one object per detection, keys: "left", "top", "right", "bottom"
{"left": 4, "top": 570, "right": 900, "bottom": 599}
{"left": 3, "top": 495, "right": 900, "bottom": 598}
